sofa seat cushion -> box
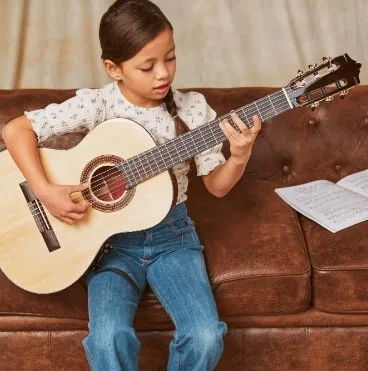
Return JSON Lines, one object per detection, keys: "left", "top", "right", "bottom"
{"left": 301, "top": 216, "right": 368, "bottom": 313}
{"left": 187, "top": 178, "right": 311, "bottom": 316}
{"left": 0, "top": 270, "right": 88, "bottom": 331}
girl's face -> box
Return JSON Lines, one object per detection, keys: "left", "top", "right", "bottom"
{"left": 105, "top": 28, "right": 176, "bottom": 108}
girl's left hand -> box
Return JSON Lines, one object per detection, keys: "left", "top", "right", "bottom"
{"left": 219, "top": 112, "right": 262, "bottom": 165}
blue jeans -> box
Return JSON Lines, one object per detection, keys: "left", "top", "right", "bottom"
{"left": 82, "top": 202, "right": 227, "bottom": 371}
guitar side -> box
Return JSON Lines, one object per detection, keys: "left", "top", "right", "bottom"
{"left": 0, "top": 119, "right": 174, "bottom": 294}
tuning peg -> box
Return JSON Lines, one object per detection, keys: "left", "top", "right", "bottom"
{"left": 340, "top": 90, "right": 349, "bottom": 99}
{"left": 323, "top": 56, "right": 335, "bottom": 71}
{"left": 310, "top": 101, "right": 320, "bottom": 111}
{"left": 297, "top": 69, "right": 304, "bottom": 77}
{"left": 308, "top": 63, "right": 318, "bottom": 70}
{"left": 325, "top": 96, "right": 334, "bottom": 103}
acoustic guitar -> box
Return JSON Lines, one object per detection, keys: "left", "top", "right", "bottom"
{"left": 0, "top": 54, "right": 361, "bottom": 293}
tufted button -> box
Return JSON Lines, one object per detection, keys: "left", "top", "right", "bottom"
{"left": 282, "top": 165, "right": 290, "bottom": 173}
{"left": 364, "top": 116, "right": 368, "bottom": 124}
{"left": 335, "top": 165, "right": 342, "bottom": 171}
{"left": 308, "top": 118, "right": 316, "bottom": 125}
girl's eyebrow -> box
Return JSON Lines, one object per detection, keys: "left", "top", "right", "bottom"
{"left": 166, "top": 46, "right": 176, "bottom": 54}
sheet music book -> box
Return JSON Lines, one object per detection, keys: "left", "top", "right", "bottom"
{"left": 275, "top": 169, "right": 368, "bottom": 233}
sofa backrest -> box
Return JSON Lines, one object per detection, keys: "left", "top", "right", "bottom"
{"left": 1, "top": 86, "right": 367, "bottom": 186}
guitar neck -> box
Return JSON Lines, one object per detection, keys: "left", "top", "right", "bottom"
{"left": 120, "top": 88, "right": 293, "bottom": 188}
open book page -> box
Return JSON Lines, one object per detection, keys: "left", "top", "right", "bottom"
{"left": 337, "top": 169, "right": 368, "bottom": 197}
{"left": 275, "top": 180, "right": 368, "bottom": 233}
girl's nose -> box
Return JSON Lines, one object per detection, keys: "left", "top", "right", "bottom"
{"left": 156, "top": 64, "right": 169, "bottom": 79}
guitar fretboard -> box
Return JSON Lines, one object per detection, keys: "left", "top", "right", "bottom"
{"left": 118, "top": 88, "right": 293, "bottom": 188}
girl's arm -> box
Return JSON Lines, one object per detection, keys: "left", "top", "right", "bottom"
{"left": 202, "top": 113, "right": 261, "bottom": 197}
{"left": 3, "top": 116, "right": 50, "bottom": 193}
{"left": 2, "top": 116, "right": 90, "bottom": 224}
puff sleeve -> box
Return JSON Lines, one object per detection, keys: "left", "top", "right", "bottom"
{"left": 175, "top": 90, "right": 226, "bottom": 176}
{"left": 25, "top": 88, "right": 108, "bottom": 144}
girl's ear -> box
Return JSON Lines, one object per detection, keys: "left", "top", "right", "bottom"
{"left": 103, "top": 59, "right": 123, "bottom": 81}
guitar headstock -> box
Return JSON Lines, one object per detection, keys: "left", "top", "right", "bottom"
{"left": 285, "top": 54, "right": 361, "bottom": 110}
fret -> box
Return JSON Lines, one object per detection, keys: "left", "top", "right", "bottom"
{"left": 198, "top": 126, "right": 210, "bottom": 151}
{"left": 125, "top": 159, "right": 140, "bottom": 185}
{"left": 166, "top": 140, "right": 183, "bottom": 164}
{"left": 160, "top": 143, "right": 174, "bottom": 168}
{"left": 268, "top": 95, "right": 278, "bottom": 116}
{"left": 132, "top": 155, "right": 147, "bottom": 181}
{"left": 208, "top": 122, "right": 218, "bottom": 144}
{"left": 258, "top": 97, "right": 274, "bottom": 121}
{"left": 239, "top": 108, "right": 252, "bottom": 128}
{"left": 282, "top": 87, "right": 293, "bottom": 108}
{"left": 254, "top": 101, "right": 263, "bottom": 121}
{"left": 259, "top": 96, "right": 275, "bottom": 118}
{"left": 199, "top": 125, "right": 218, "bottom": 150}
{"left": 153, "top": 145, "right": 170, "bottom": 171}
{"left": 150, "top": 147, "right": 162, "bottom": 173}
{"left": 173, "top": 141, "right": 184, "bottom": 163}
{"left": 186, "top": 131, "right": 200, "bottom": 158}
{"left": 180, "top": 134, "right": 193, "bottom": 159}
{"left": 156, "top": 145, "right": 167, "bottom": 170}
{"left": 117, "top": 162, "right": 134, "bottom": 189}
{"left": 241, "top": 104, "right": 255, "bottom": 125}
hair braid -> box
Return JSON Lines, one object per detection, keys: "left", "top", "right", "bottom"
{"left": 164, "top": 87, "right": 190, "bottom": 137}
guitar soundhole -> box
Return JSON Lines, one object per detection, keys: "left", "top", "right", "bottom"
{"left": 80, "top": 154, "right": 135, "bottom": 213}
{"left": 91, "top": 166, "right": 126, "bottom": 201}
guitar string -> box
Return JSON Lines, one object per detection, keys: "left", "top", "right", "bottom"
{"left": 27, "top": 90, "right": 292, "bottom": 217}
{"left": 83, "top": 90, "right": 291, "bottom": 191}
{"left": 75, "top": 90, "right": 290, "bottom": 191}
{"left": 27, "top": 90, "right": 292, "bottom": 218}
{"left": 28, "top": 91, "right": 290, "bottom": 204}
{"left": 62, "top": 89, "right": 290, "bottom": 195}
{"left": 28, "top": 99, "right": 292, "bottom": 218}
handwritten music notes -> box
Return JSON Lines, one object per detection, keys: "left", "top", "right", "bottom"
{"left": 275, "top": 169, "right": 368, "bottom": 233}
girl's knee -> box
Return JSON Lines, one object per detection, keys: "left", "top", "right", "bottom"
{"left": 191, "top": 321, "right": 227, "bottom": 354}
{"left": 86, "top": 324, "right": 139, "bottom": 352}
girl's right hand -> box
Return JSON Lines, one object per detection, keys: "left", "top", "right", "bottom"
{"left": 36, "top": 183, "right": 91, "bottom": 225}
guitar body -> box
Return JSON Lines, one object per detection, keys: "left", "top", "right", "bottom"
{"left": 0, "top": 119, "right": 174, "bottom": 294}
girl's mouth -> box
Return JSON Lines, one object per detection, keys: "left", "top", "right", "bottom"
{"left": 154, "top": 83, "right": 170, "bottom": 94}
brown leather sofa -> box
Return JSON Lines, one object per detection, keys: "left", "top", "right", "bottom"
{"left": 1, "top": 85, "right": 368, "bottom": 370}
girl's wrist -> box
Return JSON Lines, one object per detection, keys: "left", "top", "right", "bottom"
{"left": 228, "top": 153, "right": 250, "bottom": 166}
{"left": 32, "top": 180, "right": 52, "bottom": 197}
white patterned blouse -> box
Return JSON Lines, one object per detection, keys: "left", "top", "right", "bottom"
{"left": 25, "top": 81, "right": 226, "bottom": 203}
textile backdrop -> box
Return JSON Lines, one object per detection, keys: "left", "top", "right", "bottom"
{"left": 1, "top": 0, "right": 367, "bottom": 89}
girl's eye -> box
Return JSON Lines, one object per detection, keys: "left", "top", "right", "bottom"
{"left": 139, "top": 56, "right": 175, "bottom": 72}
{"left": 140, "top": 66, "right": 153, "bottom": 72}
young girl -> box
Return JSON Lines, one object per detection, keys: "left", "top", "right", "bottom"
{"left": 2, "top": 0, "right": 261, "bottom": 370}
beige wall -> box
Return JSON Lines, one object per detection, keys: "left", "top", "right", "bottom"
{"left": 1, "top": 0, "right": 366, "bottom": 89}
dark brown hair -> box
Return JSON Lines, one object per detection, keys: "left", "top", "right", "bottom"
{"left": 99, "top": 0, "right": 189, "bottom": 135}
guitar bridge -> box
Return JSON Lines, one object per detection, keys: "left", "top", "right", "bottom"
{"left": 20, "top": 182, "right": 60, "bottom": 252}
